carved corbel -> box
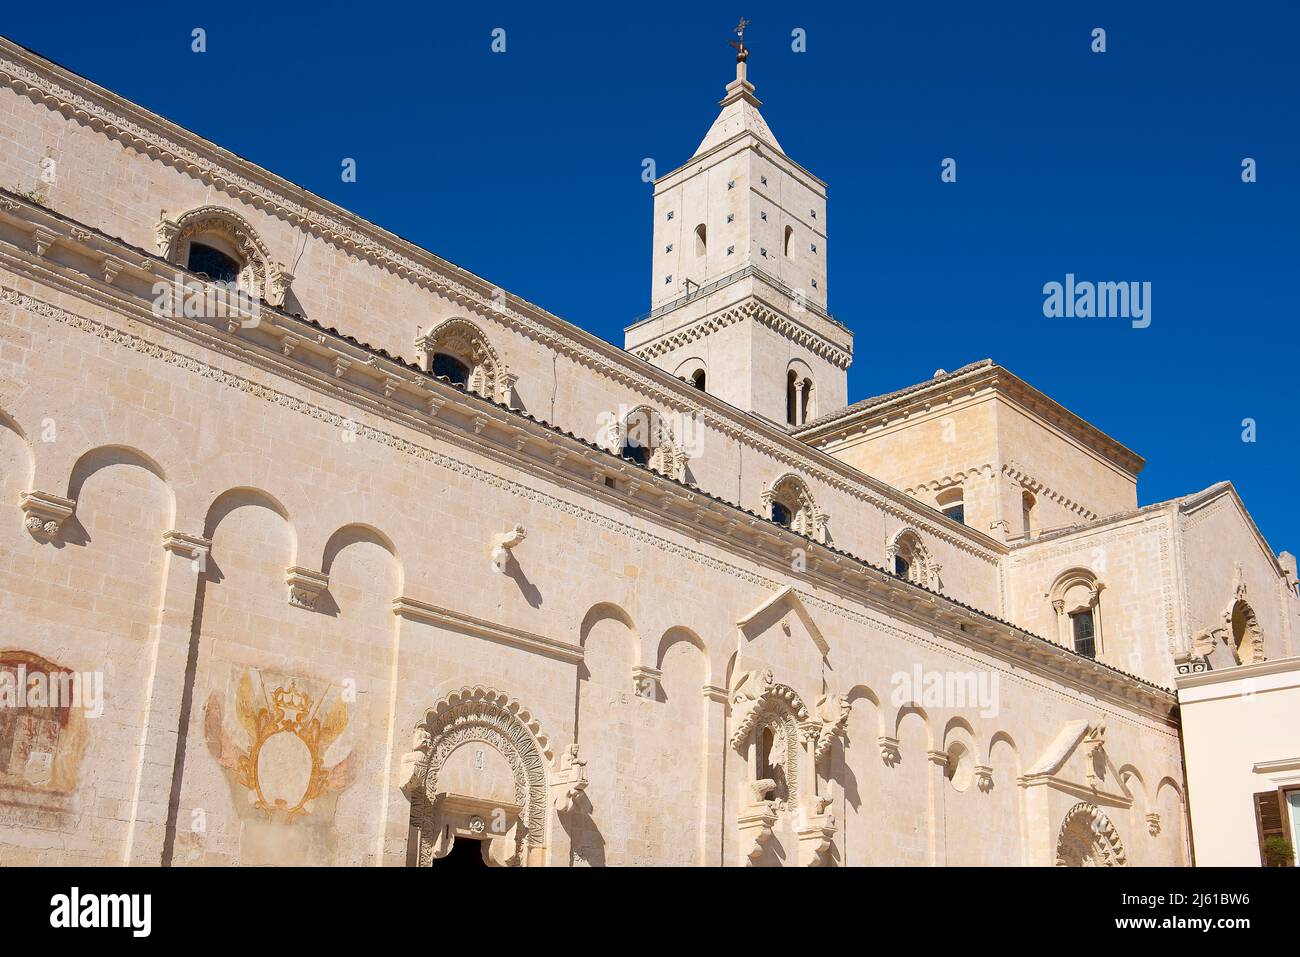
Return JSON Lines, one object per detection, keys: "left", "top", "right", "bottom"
{"left": 1146, "top": 812, "right": 1161, "bottom": 837}
{"left": 974, "top": 764, "right": 994, "bottom": 793}
{"left": 489, "top": 524, "right": 526, "bottom": 573}
{"left": 631, "top": 664, "right": 661, "bottom": 700}
{"left": 550, "top": 744, "right": 588, "bottom": 814}
{"left": 31, "top": 227, "right": 57, "bottom": 257}
{"left": 796, "top": 806, "right": 837, "bottom": 867}
{"left": 285, "top": 566, "right": 329, "bottom": 610}
{"left": 878, "top": 735, "right": 901, "bottom": 767}
{"left": 20, "top": 490, "right": 76, "bottom": 541}
{"left": 814, "top": 691, "right": 851, "bottom": 762}
{"left": 102, "top": 255, "right": 125, "bottom": 285}
{"left": 162, "top": 530, "right": 212, "bottom": 572}
{"left": 737, "top": 802, "right": 778, "bottom": 866}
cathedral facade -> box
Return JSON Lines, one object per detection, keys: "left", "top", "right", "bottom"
{"left": 0, "top": 34, "right": 1295, "bottom": 867}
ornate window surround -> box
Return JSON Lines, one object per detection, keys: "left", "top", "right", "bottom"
{"left": 613, "top": 405, "right": 686, "bottom": 481}
{"left": 155, "top": 206, "right": 293, "bottom": 306}
{"left": 886, "top": 526, "right": 940, "bottom": 590}
{"left": 415, "top": 317, "right": 515, "bottom": 405}
{"left": 1048, "top": 567, "right": 1105, "bottom": 658}
{"left": 763, "top": 473, "right": 827, "bottom": 543}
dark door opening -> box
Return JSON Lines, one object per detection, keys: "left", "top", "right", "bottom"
{"left": 437, "top": 836, "right": 487, "bottom": 868}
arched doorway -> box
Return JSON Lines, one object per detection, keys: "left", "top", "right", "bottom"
{"left": 399, "top": 687, "right": 552, "bottom": 867}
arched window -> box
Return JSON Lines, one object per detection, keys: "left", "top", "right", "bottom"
{"left": 616, "top": 407, "right": 684, "bottom": 479}
{"left": 887, "top": 528, "right": 936, "bottom": 588}
{"left": 784, "top": 225, "right": 793, "bottom": 256}
{"left": 157, "top": 206, "right": 283, "bottom": 303}
{"left": 621, "top": 408, "right": 654, "bottom": 466}
{"left": 770, "top": 499, "right": 792, "bottom": 528}
{"left": 1022, "top": 491, "right": 1038, "bottom": 539}
{"left": 785, "top": 364, "right": 815, "bottom": 426}
{"left": 432, "top": 353, "right": 471, "bottom": 387}
{"left": 691, "top": 368, "right": 707, "bottom": 391}
{"left": 937, "top": 487, "right": 965, "bottom": 525}
{"left": 1049, "top": 568, "right": 1105, "bottom": 659}
{"left": 1070, "top": 608, "right": 1096, "bottom": 658}
{"left": 764, "top": 474, "right": 826, "bottom": 542}
{"left": 694, "top": 223, "right": 707, "bottom": 257}
{"left": 417, "top": 319, "right": 511, "bottom": 402}
{"left": 187, "top": 241, "right": 241, "bottom": 284}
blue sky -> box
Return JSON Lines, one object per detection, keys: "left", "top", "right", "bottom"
{"left": 5, "top": 1, "right": 1298, "bottom": 551}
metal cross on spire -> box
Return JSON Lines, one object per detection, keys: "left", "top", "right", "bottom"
{"left": 729, "top": 16, "right": 751, "bottom": 62}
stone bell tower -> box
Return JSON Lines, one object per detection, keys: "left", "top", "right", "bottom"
{"left": 624, "top": 20, "right": 852, "bottom": 428}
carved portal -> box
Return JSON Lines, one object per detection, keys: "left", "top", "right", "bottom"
{"left": 1055, "top": 802, "right": 1128, "bottom": 867}
{"left": 400, "top": 687, "right": 552, "bottom": 867}
{"left": 729, "top": 668, "right": 848, "bottom": 866}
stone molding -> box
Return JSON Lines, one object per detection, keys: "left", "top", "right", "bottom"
{"left": 392, "top": 597, "right": 584, "bottom": 664}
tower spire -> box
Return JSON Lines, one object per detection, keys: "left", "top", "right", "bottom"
{"left": 693, "top": 16, "right": 780, "bottom": 156}
{"left": 724, "top": 16, "right": 757, "bottom": 103}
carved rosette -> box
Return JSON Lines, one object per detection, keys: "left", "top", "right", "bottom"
{"left": 20, "top": 489, "right": 76, "bottom": 541}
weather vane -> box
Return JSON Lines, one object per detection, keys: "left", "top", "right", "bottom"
{"left": 729, "top": 16, "right": 751, "bottom": 62}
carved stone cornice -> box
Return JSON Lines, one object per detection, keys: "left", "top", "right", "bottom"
{"left": 19, "top": 489, "right": 75, "bottom": 540}
{"left": 631, "top": 298, "right": 852, "bottom": 370}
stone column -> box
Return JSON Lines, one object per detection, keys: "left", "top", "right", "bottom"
{"left": 926, "top": 749, "right": 949, "bottom": 867}
{"left": 123, "top": 530, "right": 209, "bottom": 866}
{"left": 700, "top": 684, "right": 729, "bottom": 866}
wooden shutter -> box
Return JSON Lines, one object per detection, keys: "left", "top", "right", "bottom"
{"left": 1254, "top": 790, "right": 1287, "bottom": 866}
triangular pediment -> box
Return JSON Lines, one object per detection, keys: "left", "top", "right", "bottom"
{"left": 737, "top": 586, "right": 829, "bottom": 657}
{"left": 1024, "top": 717, "right": 1133, "bottom": 806}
